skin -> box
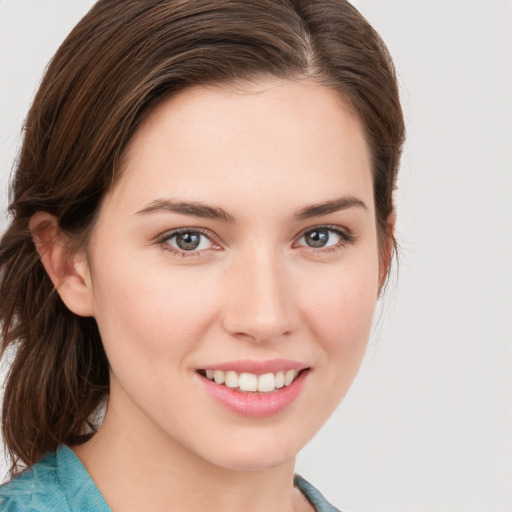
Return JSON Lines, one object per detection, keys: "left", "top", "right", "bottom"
{"left": 33, "top": 79, "right": 390, "bottom": 512}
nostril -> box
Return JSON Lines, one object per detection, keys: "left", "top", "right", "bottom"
{"left": 221, "top": 313, "right": 297, "bottom": 344}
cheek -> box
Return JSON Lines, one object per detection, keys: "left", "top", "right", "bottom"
{"left": 299, "top": 256, "right": 380, "bottom": 364}
{"left": 89, "top": 254, "right": 221, "bottom": 374}
{"left": 289, "top": 254, "right": 380, "bottom": 437}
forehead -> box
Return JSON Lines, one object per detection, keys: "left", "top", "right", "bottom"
{"left": 109, "top": 79, "right": 374, "bottom": 218}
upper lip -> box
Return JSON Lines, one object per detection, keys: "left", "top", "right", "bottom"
{"left": 197, "top": 359, "right": 309, "bottom": 375}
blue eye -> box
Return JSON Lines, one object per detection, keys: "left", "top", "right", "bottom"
{"left": 296, "top": 227, "right": 352, "bottom": 249}
{"left": 162, "top": 229, "right": 215, "bottom": 253}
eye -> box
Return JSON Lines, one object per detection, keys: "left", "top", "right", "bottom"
{"left": 295, "top": 226, "right": 353, "bottom": 250}
{"left": 160, "top": 228, "right": 219, "bottom": 255}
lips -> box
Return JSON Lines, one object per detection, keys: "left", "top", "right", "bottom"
{"left": 195, "top": 360, "right": 310, "bottom": 417}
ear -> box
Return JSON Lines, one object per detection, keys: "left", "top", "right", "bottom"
{"left": 378, "top": 209, "right": 396, "bottom": 294}
{"left": 29, "top": 211, "right": 95, "bottom": 317}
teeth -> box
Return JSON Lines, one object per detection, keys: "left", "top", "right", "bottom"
{"left": 284, "top": 369, "right": 296, "bottom": 386}
{"left": 257, "top": 373, "right": 275, "bottom": 393}
{"left": 225, "top": 371, "right": 239, "bottom": 388}
{"left": 213, "top": 370, "right": 225, "bottom": 385}
{"left": 203, "top": 369, "right": 300, "bottom": 393}
{"left": 239, "top": 373, "right": 258, "bottom": 392}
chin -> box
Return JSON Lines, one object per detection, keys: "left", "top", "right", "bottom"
{"left": 191, "top": 428, "right": 307, "bottom": 473}
{"left": 208, "top": 449, "right": 296, "bottom": 473}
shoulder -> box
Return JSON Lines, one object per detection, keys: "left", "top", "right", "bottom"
{"left": 294, "top": 474, "right": 343, "bottom": 512}
{"left": 0, "top": 445, "right": 111, "bottom": 512}
{"left": 0, "top": 451, "right": 69, "bottom": 512}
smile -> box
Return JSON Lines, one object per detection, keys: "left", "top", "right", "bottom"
{"left": 195, "top": 361, "right": 310, "bottom": 417}
{"left": 200, "top": 369, "right": 301, "bottom": 393}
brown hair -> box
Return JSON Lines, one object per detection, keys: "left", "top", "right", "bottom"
{"left": 0, "top": 0, "right": 404, "bottom": 473}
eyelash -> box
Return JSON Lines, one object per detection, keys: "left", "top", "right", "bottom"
{"left": 157, "top": 225, "right": 356, "bottom": 258}
{"left": 294, "top": 225, "right": 356, "bottom": 254}
{"left": 157, "top": 228, "right": 218, "bottom": 258}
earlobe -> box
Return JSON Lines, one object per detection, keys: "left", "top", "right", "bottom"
{"left": 29, "top": 211, "right": 95, "bottom": 317}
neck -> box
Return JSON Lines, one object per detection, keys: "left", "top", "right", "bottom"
{"left": 73, "top": 392, "right": 310, "bottom": 512}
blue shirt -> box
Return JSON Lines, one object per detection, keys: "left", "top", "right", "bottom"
{"left": 0, "top": 445, "right": 341, "bottom": 511}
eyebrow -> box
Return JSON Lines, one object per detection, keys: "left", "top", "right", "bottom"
{"left": 136, "top": 199, "right": 236, "bottom": 223}
{"left": 294, "top": 196, "right": 367, "bottom": 220}
{"left": 136, "top": 195, "right": 366, "bottom": 222}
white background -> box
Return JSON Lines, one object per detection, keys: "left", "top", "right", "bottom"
{"left": 1, "top": 1, "right": 511, "bottom": 511}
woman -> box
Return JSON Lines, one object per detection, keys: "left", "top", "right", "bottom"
{"left": 0, "top": 1, "right": 404, "bottom": 510}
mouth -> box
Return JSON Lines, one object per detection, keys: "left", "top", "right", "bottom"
{"left": 195, "top": 363, "right": 310, "bottom": 417}
{"left": 197, "top": 368, "right": 307, "bottom": 394}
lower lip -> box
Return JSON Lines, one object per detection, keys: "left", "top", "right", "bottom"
{"left": 196, "top": 370, "right": 309, "bottom": 417}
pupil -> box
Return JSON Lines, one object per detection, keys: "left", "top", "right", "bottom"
{"left": 177, "top": 232, "right": 200, "bottom": 250}
{"left": 306, "top": 229, "right": 328, "bottom": 248}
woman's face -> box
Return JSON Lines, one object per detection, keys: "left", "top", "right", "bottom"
{"left": 84, "top": 79, "right": 381, "bottom": 471}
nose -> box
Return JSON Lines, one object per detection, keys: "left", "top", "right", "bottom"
{"left": 220, "top": 248, "right": 297, "bottom": 343}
